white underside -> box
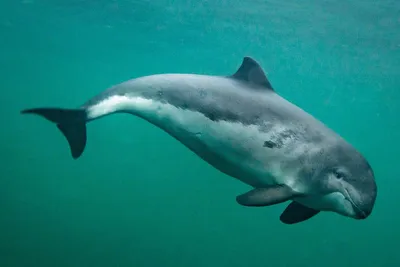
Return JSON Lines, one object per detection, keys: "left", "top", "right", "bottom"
{"left": 86, "top": 94, "right": 356, "bottom": 216}
{"left": 88, "top": 95, "right": 315, "bottom": 190}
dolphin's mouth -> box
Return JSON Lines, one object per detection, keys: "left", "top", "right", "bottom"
{"left": 344, "top": 188, "right": 366, "bottom": 219}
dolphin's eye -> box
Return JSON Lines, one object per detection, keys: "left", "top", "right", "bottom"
{"left": 333, "top": 169, "right": 346, "bottom": 180}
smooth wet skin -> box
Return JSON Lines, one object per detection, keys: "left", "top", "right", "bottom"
{"left": 21, "top": 56, "right": 377, "bottom": 224}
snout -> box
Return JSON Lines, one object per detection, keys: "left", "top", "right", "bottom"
{"left": 355, "top": 195, "right": 376, "bottom": 219}
{"left": 353, "top": 204, "right": 369, "bottom": 220}
{"left": 345, "top": 187, "right": 376, "bottom": 220}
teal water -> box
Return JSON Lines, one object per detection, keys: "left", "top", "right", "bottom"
{"left": 1, "top": 1, "right": 399, "bottom": 266}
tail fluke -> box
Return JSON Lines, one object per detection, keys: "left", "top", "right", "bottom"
{"left": 21, "top": 108, "right": 87, "bottom": 159}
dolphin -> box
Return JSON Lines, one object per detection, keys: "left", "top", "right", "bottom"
{"left": 21, "top": 56, "right": 377, "bottom": 224}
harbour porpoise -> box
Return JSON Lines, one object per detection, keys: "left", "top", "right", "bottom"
{"left": 21, "top": 56, "right": 377, "bottom": 224}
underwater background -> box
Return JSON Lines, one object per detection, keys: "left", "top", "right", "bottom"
{"left": 1, "top": 0, "right": 399, "bottom": 266}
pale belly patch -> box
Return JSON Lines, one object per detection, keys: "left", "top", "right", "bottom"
{"left": 87, "top": 95, "right": 307, "bottom": 188}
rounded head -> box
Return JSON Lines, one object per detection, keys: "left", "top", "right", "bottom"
{"left": 312, "top": 142, "right": 377, "bottom": 220}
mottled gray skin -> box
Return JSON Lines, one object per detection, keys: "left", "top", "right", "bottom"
{"left": 22, "top": 57, "right": 377, "bottom": 222}
{"left": 80, "top": 61, "right": 376, "bottom": 220}
{"left": 84, "top": 75, "right": 324, "bottom": 188}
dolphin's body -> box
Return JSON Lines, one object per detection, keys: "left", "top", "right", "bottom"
{"left": 21, "top": 57, "right": 377, "bottom": 224}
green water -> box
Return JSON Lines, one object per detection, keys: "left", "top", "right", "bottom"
{"left": 1, "top": 1, "right": 399, "bottom": 266}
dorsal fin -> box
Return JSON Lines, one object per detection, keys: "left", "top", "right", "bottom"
{"left": 231, "top": 56, "right": 274, "bottom": 91}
